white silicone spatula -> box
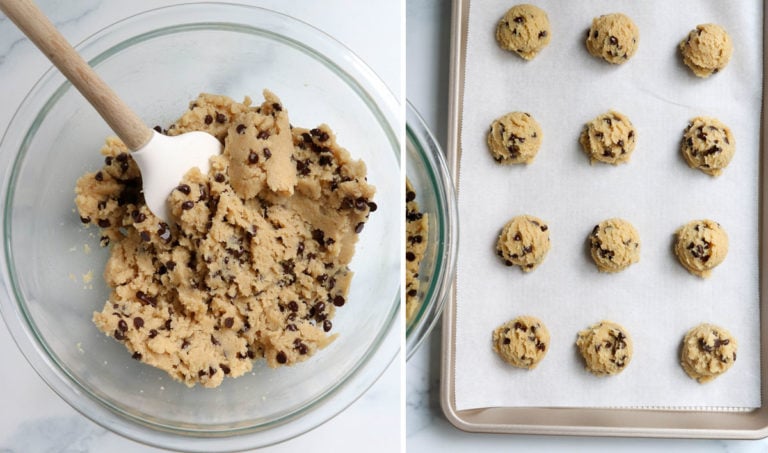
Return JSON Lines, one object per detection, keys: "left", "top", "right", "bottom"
{"left": 0, "top": 0, "right": 221, "bottom": 222}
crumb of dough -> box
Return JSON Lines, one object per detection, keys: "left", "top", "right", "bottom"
{"left": 405, "top": 178, "right": 428, "bottom": 324}
{"left": 75, "top": 90, "right": 376, "bottom": 388}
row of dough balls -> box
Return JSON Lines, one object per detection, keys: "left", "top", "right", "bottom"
{"left": 488, "top": 111, "right": 735, "bottom": 176}
{"left": 496, "top": 4, "right": 733, "bottom": 78}
{"left": 496, "top": 215, "right": 728, "bottom": 278}
{"left": 492, "top": 317, "right": 738, "bottom": 383}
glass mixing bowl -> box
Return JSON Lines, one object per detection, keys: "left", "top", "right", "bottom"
{"left": 405, "top": 102, "right": 458, "bottom": 360}
{"left": 0, "top": 4, "right": 400, "bottom": 451}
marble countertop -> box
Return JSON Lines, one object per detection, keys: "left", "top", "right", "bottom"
{"left": 0, "top": 1, "right": 399, "bottom": 452}
{"left": 405, "top": 0, "right": 768, "bottom": 451}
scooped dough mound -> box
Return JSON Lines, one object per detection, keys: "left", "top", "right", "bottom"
{"left": 585, "top": 13, "right": 639, "bottom": 64}
{"left": 495, "top": 4, "right": 551, "bottom": 60}
{"left": 579, "top": 110, "right": 636, "bottom": 165}
{"left": 576, "top": 320, "right": 632, "bottom": 376}
{"left": 487, "top": 111, "right": 543, "bottom": 164}
{"left": 75, "top": 91, "right": 376, "bottom": 388}
{"left": 679, "top": 24, "right": 733, "bottom": 78}
{"left": 495, "top": 214, "right": 550, "bottom": 272}
{"left": 674, "top": 219, "right": 728, "bottom": 278}
{"left": 681, "top": 116, "right": 735, "bottom": 176}
{"left": 681, "top": 323, "right": 738, "bottom": 383}
{"left": 492, "top": 315, "right": 550, "bottom": 370}
{"left": 588, "top": 218, "right": 640, "bottom": 273}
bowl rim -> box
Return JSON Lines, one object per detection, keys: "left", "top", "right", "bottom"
{"left": 0, "top": 2, "right": 401, "bottom": 450}
{"left": 405, "top": 101, "right": 459, "bottom": 360}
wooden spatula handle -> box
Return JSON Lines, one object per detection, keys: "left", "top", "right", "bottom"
{"left": 0, "top": 0, "right": 152, "bottom": 150}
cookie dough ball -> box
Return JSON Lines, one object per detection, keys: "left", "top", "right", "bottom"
{"left": 579, "top": 110, "right": 637, "bottom": 165}
{"left": 496, "top": 215, "right": 550, "bottom": 272}
{"left": 589, "top": 218, "right": 640, "bottom": 273}
{"left": 576, "top": 320, "right": 632, "bottom": 376}
{"left": 487, "top": 112, "right": 543, "bottom": 164}
{"left": 681, "top": 116, "right": 735, "bottom": 176}
{"left": 585, "top": 13, "right": 639, "bottom": 64}
{"left": 492, "top": 316, "right": 550, "bottom": 369}
{"left": 496, "top": 4, "right": 551, "bottom": 60}
{"left": 681, "top": 323, "right": 737, "bottom": 383}
{"left": 674, "top": 219, "right": 728, "bottom": 278}
{"left": 679, "top": 24, "right": 733, "bottom": 78}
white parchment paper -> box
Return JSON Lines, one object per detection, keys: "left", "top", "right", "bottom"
{"left": 456, "top": 1, "right": 763, "bottom": 410}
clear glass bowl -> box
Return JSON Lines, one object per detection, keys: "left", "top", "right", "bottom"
{"left": 0, "top": 4, "right": 400, "bottom": 451}
{"left": 405, "top": 102, "right": 458, "bottom": 360}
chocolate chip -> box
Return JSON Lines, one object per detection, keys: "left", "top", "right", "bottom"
{"left": 177, "top": 184, "right": 191, "bottom": 195}
{"left": 97, "top": 219, "right": 111, "bottom": 228}
{"left": 368, "top": 201, "right": 378, "bottom": 212}
{"left": 540, "top": 225, "right": 548, "bottom": 232}
{"left": 181, "top": 201, "right": 194, "bottom": 210}
{"left": 263, "top": 148, "right": 272, "bottom": 159}
{"left": 406, "top": 252, "right": 416, "bottom": 261}
{"left": 257, "top": 131, "right": 270, "bottom": 139}
{"left": 286, "top": 324, "right": 297, "bottom": 331}
{"left": 139, "top": 231, "right": 150, "bottom": 242}
{"left": 288, "top": 301, "right": 299, "bottom": 312}
{"left": 312, "top": 229, "right": 325, "bottom": 245}
{"left": 355, "top": 222, "right": 365, "bottom": 234}
{"left": 236, "top": 124, "right": 247, "bottom": 134}
{"left": 538, "top": 30, "right": 547, "bottom": 39}
{"left": 333, "top": 295, "right": 345, "bottom": 307}
{"left": 513, "top": 233, "right": 522, "bottom": 241}
{"left": 80, "top": 216, "right": 91, "bottom": 224}
{"left": 215, "top": 112, "right": 226, "bottom": 123}
{"left": 276, "top": 351, "right": 287, "bottom": 364}
{"left": 609, "top": 36, "right": 618, "bottom": 45}
{"left": 224, "top": 317, "right": 234, "bottom": 329}
{"left": 248, "top": 151, "right": 259, "bottom": 164}
{"left": 319, "top": 155, "right": 332, "bottom": 166}
{"left": 117, "top": 319, "right": 128, "bottom": 332}
{"left": 513, "top": 16, "right": 524, "bottom": 23}
{"left": 148, "top": 329, "right": 158, "bottom": 339}
{"left": 355, "top": 198, "right": 368, "bottom": 210}
{"left": 323, "top": 320, "right": 332, "bottom": 332}
{"left": 133, "top": 317, "right": 144, "bottom": 329}
{"left": 94, "top": 171, "right": 104, "bottom": 181}
{"left": 272, "top": 103, "right": 283, "bottom": 112}
{"left": 211, "top": 334, "right": 220, "bottom": 346}
{"left": 503, "top": 338, "right": 511, "bottom": 345}
{"left": 204, "top": 114, "right": 213, "bottom": 125}
{"left": 116, "top": 153, "right": 128, "bottom": 162}
{"left": 220, "top": 364, "right": 231, "bottom": 374}
{"left": 114, "top": 330, "right": 125, "bottom": 341}
{"left": 214, "top": 173, "right": 225, "bottom": 183}
{"left": 514, "top": 322, "right": 526, "bottom": 331}
{"left": 406, "top": 191, "right": 416, "bottom": 202}
{"left": 297, "top": 343, "right": 308, "bottom": 355}
{"left": 592, "top": 30, "right": 598, "bottom": 39}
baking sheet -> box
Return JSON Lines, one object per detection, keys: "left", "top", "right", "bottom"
{"left": 455, "top": 0, "right": 762, "bottom": 410}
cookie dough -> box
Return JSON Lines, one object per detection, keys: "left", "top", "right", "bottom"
{"left": 576, "top": 320, "right": 632, "bottom": 376}
{"left": 495, "top": 4, "right": 551, "bottom": 60}
{"left": 585, "top": 13, "right": 639, "bottom": 64}
{"left": 681, "top": 323, "right": 737, "bottom": 383}
{"left": 679, "top": 24, "right": 733, "bottom": 78}
{"left": 487, "top": 111, "right": 543, "bottom": 165}
{"left": 588, "top": 218, "right": 640, "bottom": 273}
{"left": 495, "top": 215, "right": 550, "bottom": 272}
{"left": 579, "top": 110, "right": 637, "bottom": 165}
{"left": 76, "top": 91, "right": 376, "bottom": 388}
{"left": 492, "top": 316, "right": 550, "bottom": 369}
{"left": 405, "top": 178, "right": 428, "bottom": 324}
{"left": 681, "top": 116, "right": 735, "bottom": 176}
{"left": 674, "top": 219, "right": 728, "bottom": 278}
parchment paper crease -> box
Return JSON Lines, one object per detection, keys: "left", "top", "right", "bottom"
{"left": 456, "top": 0, "right": 762, "bottom": 410}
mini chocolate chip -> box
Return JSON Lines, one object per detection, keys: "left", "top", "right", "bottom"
{"left": 132, "top": 352, "right": 142, "bottom": 360}
{"left": 514, "top": 16, "right": 524, "bottom": 23}
{"left": 104, "top": 156, "right": 113, "bottom": 165}
{"left": 323, "top": 320, "right": 332, "bottom": 332}
{"left": 177, "top": 184, "right": 191, "bottom": 195}
{"left": 248, "top": 151, "right": 259, "bottom": 164}
{"left": 148, "top": 329, "right": 158, "bottom": 339}
{"left": 236, "top": 124, "right": 246, "bottom": 134}
{"left": 133, "top": 317, "right": 144, "bottom": 329}
{"left": 220, "top": 364, "right": 231, "bottom": 374}
{"left": 80, "top": 216, "right": 91, "bottom": 224}
{"left": 276, "top": 351, "right": 287, "bottom": 364}
{"left": 214, "top": 173, "right": 226, "bottom": 183}
{"left": 94, "top": 171, "right": 104, "bottom": 181}
{"left": 140, "top": 231, "right": 150, "bottom": 242}
{"left": 215, "top": 112, "right": 226, "bottom": 123}
{"left": 97, "top": 219, "right": 111, "bottom": 228}
{"left": 211, "top": 334, "right": 220, "bottom": 346}
{"left": 592, "top": 30, "right": 598, "bottom": 39}
{"left": 181, "top": 201, "right": 195, "bottom": 210}
{"left": 288, "top": 301, "right": 299, "bottom": 312}
{"left": 319, "top": 155, "right": 332, "bottom": 166}
{"left": 503, "top": 338, "right": 511, "bottom": 345}
{"left": 355, "top": 198, "right": 368, "bottom": 210}
{"left": 406, "top": 191, "right": 416, "bottom": 202}
{"left": 368, "top": 202, "right": 378, "bottom": 212}
{"left": 298, "top": 343, "right": 308, "bottom": 355}
{"left": 116, "top": 153, "right": 128, "bottom": 162}
{"left": 117, "top": 319, "right": 128, "bottom": 332}
{"left": 272, "top": 103, "right": 283, "bottom": 112}
{"left": 333, "top": 295, "right": 346, "bottom": 307}
{"left": 540, "top": 225, "right": 548, "bottom": 232}
{"left": 263, "top": 148, "right": 272, "bottom": 159}
{"left": 406, "top": 252, "right": 416, "bottom": 261}
{"left": 609, "top": 36, "right": 618, "bottom": 45}
{"left": 257, "top": 130, "right": 270, "bottom": 139}
{"left": 224, "top": 317, "right": 234, "bottom": 329}
{"left": 286, "top": 324, "right": 297, "bottom": 331}
{"left": 114, "top": 330, "right": 125, "bottom": 341}
{"left": 355, "top": 222, "right": 365, "bottom": 234}
{"left": 204, "top": 114, "right": 213, "bottom": 125}
{"left": 538, "top": 30, "right": 547, "bottom": 39}
{"left": 514, "top": 322, "right": 526, "bottom": 331}
{"left": 513, "top": 233, "right": 522, "bottom": 241}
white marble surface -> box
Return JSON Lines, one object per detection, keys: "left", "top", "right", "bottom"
{"left": 0, "top": 1, "right": 400, "bottom": 452}
{"left": 405, "top": 0, "right": 768, "bottom": 451}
